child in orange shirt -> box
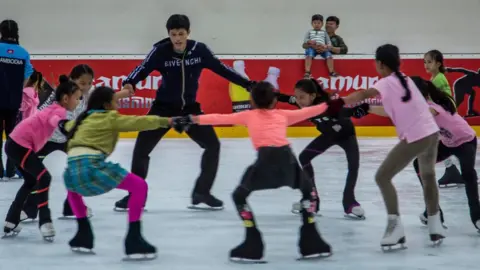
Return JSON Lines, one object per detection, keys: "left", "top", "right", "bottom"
{"left": 178, "top": 82, "right": 332, "bottom": 263}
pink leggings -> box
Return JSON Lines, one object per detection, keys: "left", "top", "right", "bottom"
{"left": 67, "top": 173, "right": 147, "bottom": 222}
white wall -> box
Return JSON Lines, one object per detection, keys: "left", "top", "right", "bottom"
{"left": 1, "top": 0, "right": 478, "bottom": 55}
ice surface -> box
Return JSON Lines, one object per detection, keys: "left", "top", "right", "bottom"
{"left": 1, "top": 138, "right": 479, "bottom": 270}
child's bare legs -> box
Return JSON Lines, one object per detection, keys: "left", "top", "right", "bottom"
{"left": 304, "top": 48, "right": 316, "bottom": 77}
{"left": 321, "top": 51, "right": 337, "bottom": 76}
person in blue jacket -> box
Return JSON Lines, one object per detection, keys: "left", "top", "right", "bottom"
{"left": 0, "top": 19, "right": 33, "bottom": 180}
{"left": 114, "top": 14, "right": 255, "bottom": 212}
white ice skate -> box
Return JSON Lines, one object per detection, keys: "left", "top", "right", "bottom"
{"left": 418, "top": 212, "right": 447, "bottom": 229}
{"left": 291, "top": 202, "right": 321, "bottom": 216}
{"left": 2, "top": 222, "right": 22, "bottom": 238}
{"left": 345, "top": 204, "right": 366, "bottom": 220}
{"left": 380, "top": 215, "right": 406, "bottom": 252}
{"left": 40, "top": 222, "right": 55, "bottom": 242}
{"left": 427, "top": 212, "right": 445, "bottom": 246}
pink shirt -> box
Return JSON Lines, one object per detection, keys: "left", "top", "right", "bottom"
{"left": 428, "top": 102, "right": 476, "bottom": 147}
{"left": 373, "top": 74, "right": 439, "bottom": 143}
{"left": 20, "top": 87, "right": 39, "bottom": 120}
{"left": 9, "top": 103, "right": 67, "bottom": 152}
{"left": 198, "top": 103, "right": 328, "bottom": 150}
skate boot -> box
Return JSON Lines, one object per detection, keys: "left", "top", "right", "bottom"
{"left": 465, "top": 110, "right": 480, "bottom": 118}
{"left": 229, "top": 227, "right": 266, "bottom": 263}
{"left": 39, "top": 208, "right": 55, "bottom": 242}
{"left": 380, "top": 215, "right": 406, "bottom": 251}
{"left": 124, "top": 221, "right": 157, "bottom": 261}
{"left": 419, "top": 208, "right": 446, "bottom": 228}
{"left": 297, "top": 222, "right": 332, "bottom": 260}
{"left": 60, "top": 199, "right": 93, "bottom": 220}
{"left": 344, "top": 201, "right": 365, "bottom": 220}
{"left": 469, "top": 209, "right": 480, "bottom": 233}
{"left": 428, "top": 211, "right": 446, "bottom": 245}
{"left": 3, "top": 221, "right": 21, "bottom": 238}
{"left": 114, "top": 195, "right": 130, "bottom": 212}
{"left": 188, "top": 193, "right": 224, "bottom": 210}
{"left": 69, "top": 217, "right": 95, "bottom": 254}
{"left": 438, "top": 165, "right": 464, "bottom": 188}
{"left": 291, "top": 197, "right": 320, "bottom": 215}
{"left": 20, "top": 195, "right": 38, "bottom": 223}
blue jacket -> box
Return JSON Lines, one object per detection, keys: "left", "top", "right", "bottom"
{"left": 0, "top": 40, "right": 33, "bottom": 110}
{"left": 123, "top": 39, "right": 252, "bottom": 108}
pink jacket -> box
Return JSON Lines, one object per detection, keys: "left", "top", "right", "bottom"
{"left": 9, "top": 103, "right": 67, "bottom": 152}
{"left": 20, "top": 87, "right": 39, "bottom": 120}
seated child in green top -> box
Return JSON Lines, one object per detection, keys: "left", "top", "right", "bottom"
{"left": 62, "top": 86, "right": 183, "bottom": 260}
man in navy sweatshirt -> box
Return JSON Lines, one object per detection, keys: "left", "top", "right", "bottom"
{"left": 0, "top": 20, "right": 33, "bottom": 180}
{"left": 114, "top": 14, "right": 255, "bottom": 211}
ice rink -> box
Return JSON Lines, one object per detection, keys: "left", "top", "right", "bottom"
{"left": 0, "top": 138, "right": 479, "bottom": 270}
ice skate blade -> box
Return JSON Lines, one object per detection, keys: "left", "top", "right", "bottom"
{"left": 71, "top": 247, "right": 95, "bottom": 254}
{"left": 2, "top": 231, "right": 20, "bottom": 239}
{"left": 297, "top": 252, "right": 332, "bottom": 261}
{"left": 430, "top": 235, "right": 445, "bottom": 246}
{"left": 122, "top": 253, "right": 157, "bottom": 261}
{"left": 187, "top": 204, "right": 224, "bottom": 211}
{"left": 58, "top": 214, "right": 93, "bottom": 220}
{"left": 439, "top": 183, "right": 464, "bottom": 188}
{"left": 229, "top": 257, "right": 267, "bottom": 264}
{"left": 291, "top": 210, "right": 322, "bottom": 217}
{"left": 381, "top": 244, "right": 407, "bottom": 252}
{"left": 344, "top": 213, "right": 365, "bottom": 220}
{"left": 20, "top": 218, "right": 37, "bottom": 223}
{"left": 114, "top": 208, "right": 147, "bottom": 213}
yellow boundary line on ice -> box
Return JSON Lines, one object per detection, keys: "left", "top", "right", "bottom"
{"left": 3, "top": 126, "right": 480, "bottom": 139}
{"left": 116, "top": 126, "right": 480, "bottom": 139}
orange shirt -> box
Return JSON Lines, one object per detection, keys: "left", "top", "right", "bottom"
{"left": 198, "top": 103, "right": 327, "bottom": 150}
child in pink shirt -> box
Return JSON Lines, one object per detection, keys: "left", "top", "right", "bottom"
{"left": 178, "top": 81, "right": 331, "bottom": 263}
{"left": 409, "top": 76, "right": 480, "bottom": 232}
{"left": 327, "top": 44, "right": 445, "bottom": 249}
{"left": 19, "top": 70, "right": 43, "bottom": 120}
{"left": 3, "top": 75, "right": 82, "bottom": 241}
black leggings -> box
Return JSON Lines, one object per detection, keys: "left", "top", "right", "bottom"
{"left": 0, "top": 109, "right": 19, "bottom": 176}
{"left": 4, "top": 139, "right": 52, "bottom": 225}
{"left": 23, "top": 141, "right": 68, "bottom": 213}
{"left": 131, "top": 102, "right": 220, "bottom": 196}
{"left": 232, "top": 146, "right": 319, "bottom": 228}
{"left": 413, "top": 137, "right": 480, "bottom": 224}
{"left": 299, "top": 134, "right": 360, "bottom": 211}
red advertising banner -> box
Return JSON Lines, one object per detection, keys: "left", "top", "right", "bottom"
{"left": 31, "top": 57, "right": 480, "bottom": 126}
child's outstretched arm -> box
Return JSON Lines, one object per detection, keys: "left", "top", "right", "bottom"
{"left": 281, "top": 103, "right": 328, "bottom": 125}
{"left": 113, "top": 112, "right": 171, "bottom": 132}
{"left": 191, "top": 111, "right": 248, "bottom": 126}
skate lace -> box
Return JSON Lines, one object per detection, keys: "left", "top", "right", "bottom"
{"left": 384, "top": 219, "right": 397, "bottom": 237}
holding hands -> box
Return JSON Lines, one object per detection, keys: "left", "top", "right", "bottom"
{"left": 169, "top": 115, "right": 198, "bottom": 133}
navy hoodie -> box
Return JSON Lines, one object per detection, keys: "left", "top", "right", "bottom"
{"left": 0, "top": 40, "right": 33, "bottom": 110}
{"left": 123, "top": 38, "right": 252, "bottom": 108}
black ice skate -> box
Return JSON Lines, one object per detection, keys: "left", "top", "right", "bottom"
{"left": 188, "top": 193, "right": 224, "bottom": 211}
{"left": 3, "top": 221, "right": 22, "bottom": 238}
{"left": 297, "top": 223, "right": 332, "bottom": 260}
{"left": 124, "top": 221, "right": 157, "bottom": 261}
{"left": 465, "top": 110, "right": 480, "bottom": 118}
{"left": 438, "top": 165, "right": 464, "bottom": 188}
{"left": 114, "top": 195, "right": 130, "bottom": 212}
{"left": 114, "top": 195, "right": 147, "bottom": 212}
{"left": 0, "top": 161, "right": 4, "bottom": 180}
{"left": 59, "top": 199, "right": 93, "bottom": 220}
{"left": 70, "top": 217, "right": 95, "bottom": 254}
{"left": 229, "top": 227, "right": 266, "bottom": 264}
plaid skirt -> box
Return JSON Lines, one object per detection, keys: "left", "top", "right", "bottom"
{"left": 63, "top": 154, "right": 128, "bottom": 197}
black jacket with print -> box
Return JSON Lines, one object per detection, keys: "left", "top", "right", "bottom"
{"left": 123, "top": 38, "right": 253, "bottom": 108}
{"left": 277, "top": 93, "right": 356, "bottom": 139}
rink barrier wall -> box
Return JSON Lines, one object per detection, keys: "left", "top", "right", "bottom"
{"left": 20, "top": 54, "right": 480, "bottom": 138}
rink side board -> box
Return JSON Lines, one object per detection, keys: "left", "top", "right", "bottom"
{"left": 27, "top": 54, "right": 480, "bottom": 138}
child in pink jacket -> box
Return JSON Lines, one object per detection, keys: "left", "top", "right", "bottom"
{"left": 19, "top": 70, "right": 43, "bottom": 120}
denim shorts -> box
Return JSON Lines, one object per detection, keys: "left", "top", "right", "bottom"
{"left": 305, "top": 47, "right": 332, "bottom": 59}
